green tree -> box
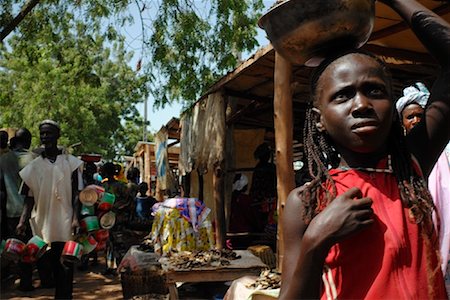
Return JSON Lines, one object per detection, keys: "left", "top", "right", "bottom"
{"left": 145, "top": 0, "right": 265, "bottom": 108}
{"left": 1, "top": 0, "right": 265, "bottom": 155}
{"left": 0, "top": 1, "right": 151, "bottom": 159}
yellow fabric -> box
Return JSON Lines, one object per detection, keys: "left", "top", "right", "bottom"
{"left": 151, "top": 207, "right": 214, "bottom": 255}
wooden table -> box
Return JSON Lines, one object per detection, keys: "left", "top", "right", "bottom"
{"left": 161, "top": 250, "right": 267, "bottom": 299}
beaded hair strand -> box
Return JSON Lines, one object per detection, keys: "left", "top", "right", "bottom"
{"left": 300, "top": 50, "right": 435, "bottom": 226}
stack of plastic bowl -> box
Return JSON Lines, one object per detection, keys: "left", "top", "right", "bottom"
{"left": 23, "top": 235, "right": 48, "bottom": 263}
{"left": 3, "top": 238, "right": 26, "bottom": 261}
{"left": 61, "top": 240, "right": 84, "bottom": 263}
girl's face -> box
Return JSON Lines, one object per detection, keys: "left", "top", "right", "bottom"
{"left": 315, "top": 54, "right": 394, "bottom": 154}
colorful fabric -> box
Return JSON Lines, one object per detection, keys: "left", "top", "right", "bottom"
{"left": 150, "top": 200, "right": 214, "bottom": 255}
{"left": 320, "top": 158, "right": 446, "bottom": 299}
{"left": 428, "top": 152, "right": 450, "bottom": 278}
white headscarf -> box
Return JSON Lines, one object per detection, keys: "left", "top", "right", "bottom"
{"left": 233, "top": 174, "right": 248, "bottom": 192}
{"left": 396, "top": 82, "right": 430, "bottom": 116}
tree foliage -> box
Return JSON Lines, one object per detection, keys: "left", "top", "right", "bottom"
{"left": 0, "top": 0, "right": 151, "bottom": 159}
{"left": 144, "top": 0, "right": 265, "bottom": 107}
{"left": 0, "top": 0, "right": 266, "bottom": 158}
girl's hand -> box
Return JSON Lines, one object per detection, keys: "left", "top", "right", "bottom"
{"left": 307, "top": 187, "right": 374, "bottom": 248}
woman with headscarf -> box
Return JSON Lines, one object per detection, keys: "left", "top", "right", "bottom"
{"left": 396, "top": 82, "right": 450, "bottom": 286}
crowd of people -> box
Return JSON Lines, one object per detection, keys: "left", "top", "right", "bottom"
{"left": 0, "top": 120, "right": 156, "bottom": 299}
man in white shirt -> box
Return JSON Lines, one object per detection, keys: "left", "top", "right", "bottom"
{"left": 17, "top": 120, "right": 83, "bottom": 299}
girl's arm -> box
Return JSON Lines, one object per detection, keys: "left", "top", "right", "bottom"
{"left": 279, "top": 187, "right": 374, "bottom": 299}
{"left": 383, "top": 0, "right": 450, "bottom": 176}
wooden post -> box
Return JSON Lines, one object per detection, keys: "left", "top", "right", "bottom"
{"left": 212, "top": 92, "right": 228, "bottom": 250}
{"left": 144, "top": 144, "right": 151, "bottom": 188}
{"left": 273, "top": 52, "right": 295, "bottom": 272}
{"left": 224, "top": 96, "right": 236, "bottom": 232}
{"left": 213, "top": 161, "right": 226, "bottom": 249}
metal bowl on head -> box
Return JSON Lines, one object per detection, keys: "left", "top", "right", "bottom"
{"left": 258, "top": 0, "right": 375, "bottom": 66}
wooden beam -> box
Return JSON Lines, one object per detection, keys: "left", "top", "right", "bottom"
{"left": 369, "top": 4, "right": 450, "bottom": 41}
{"left": 224, "top": 88, "right": 273, "bottom": 104}
{"left": 363, "top": 44, "right": 436, "bottom": 64}
{"left": 226, "top": 99, "right": 258, "bottom": 125}
{"left": 205, "top": 45, "right": 274, "bottom": 97}
{"left": 167, "top": 140, "right": 179, "bottom": 148}
{"left": 273, "top": 52, "right": 295, "bottom": 272}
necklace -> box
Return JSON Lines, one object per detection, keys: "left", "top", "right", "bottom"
{"left": 337, "top": 155, "right": 393, "bottom": 173}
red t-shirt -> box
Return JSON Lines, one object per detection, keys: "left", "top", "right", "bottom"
{"left": 321, "top": 162, "right": 446, "bottom": 299}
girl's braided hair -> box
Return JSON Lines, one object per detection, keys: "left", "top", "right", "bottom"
{"left": 301, "top": 50, "right": 435, "bottom": 227}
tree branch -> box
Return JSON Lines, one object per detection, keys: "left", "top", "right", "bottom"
{"left": 1, "top": 0, "right": 41, "bottom": 42}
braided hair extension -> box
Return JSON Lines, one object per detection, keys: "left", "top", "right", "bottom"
{"left": 300, "top": 50, "right": 435, "bottom": 227}
{"left": 388, "top": 115, "right": 435, "bottom": 230}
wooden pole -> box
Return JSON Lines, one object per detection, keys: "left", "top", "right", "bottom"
{"left": 224, "top": 96, "right": 236, "bottom": 232}
{"left": 273, "top": 52, "right": 295, "bottom": 272}
{"left": 213, "top": 93, "right": 227, "bottom": 250}
{"left": 213, "top": 162, "right": 226, "bottom": 249}
{"left": 144, "top": 144, "right": 151, "bottom": 188}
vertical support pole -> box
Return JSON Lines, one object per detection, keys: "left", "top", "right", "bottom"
{"left": 213, "top": 92, "right": 227, "bottom": 250}
{"left": 144, "top": 144, "right": 151, "bottom": 188}
{"left": 224, "top": 96, "right": 236, "bottom": 232}
{"left": 273, "top": 52, "right": 295, "bottom": 272}
{"left": 213, "top": 162, "right": 226, "bottom": 249}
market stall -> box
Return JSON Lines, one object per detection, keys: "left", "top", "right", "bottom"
{"left": 119, "top": 245, "right": 268, "bottom": 299}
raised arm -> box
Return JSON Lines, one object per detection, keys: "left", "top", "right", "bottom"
{"left": 279, "top": 187, "right": 374, "bottom": 299}
{"left": 381, "top": 0, "right": 450, "bottom": 176}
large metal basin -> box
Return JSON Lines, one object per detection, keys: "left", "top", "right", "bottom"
{"left": 258, "top": 0, "right": 375, "bottom": 66}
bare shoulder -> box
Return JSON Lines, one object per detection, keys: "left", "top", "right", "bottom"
{"left": 283, "top": 184, "right": 311, "bottom": 233}
{"left": 284, "top": 184, "right": 310, "bottom": 216}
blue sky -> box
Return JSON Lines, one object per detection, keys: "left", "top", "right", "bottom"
{"left": 120, "top": 2, "right": 272, "bottom": 133}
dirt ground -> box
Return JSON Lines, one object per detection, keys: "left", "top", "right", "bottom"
{"left": 0, "top": 256, "right": 230, "bottom": 300}
{"left": 1, "top": 256, "right": 123, "bottom": 300}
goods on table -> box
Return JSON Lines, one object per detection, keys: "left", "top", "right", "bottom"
{"left": 246, "top": 269, "right": 281, "bottom": 290}
{"left": 165, "top": 249, "right": 241, "bottom": 270}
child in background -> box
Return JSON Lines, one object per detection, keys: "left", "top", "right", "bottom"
{"left": 135, "top": 182, "right": 157, "bottom": 220}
